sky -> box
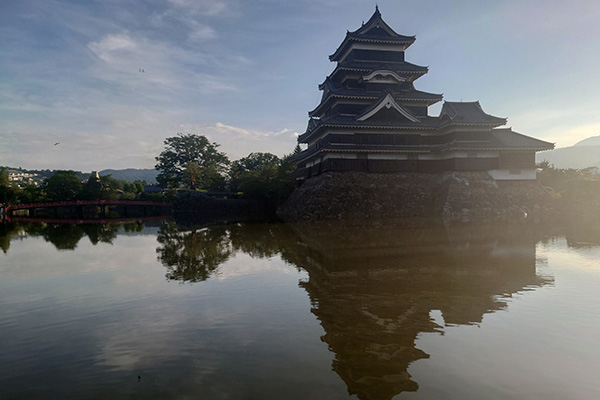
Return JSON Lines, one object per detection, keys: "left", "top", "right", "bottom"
{"left": 2, "top": 0, "right": 600, "bottom": 172}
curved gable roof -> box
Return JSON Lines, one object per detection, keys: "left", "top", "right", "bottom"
{"left": 440, "top": 101, "right": 506, "bottom": 127}
{"left": 350, "top": 6, "right": 415, "bottom": 41}
{"left": 356, "top": 93, "right": 420, "bottom": 122}
{"left": 330, "top": 7, "right": 416, "bottom": 62}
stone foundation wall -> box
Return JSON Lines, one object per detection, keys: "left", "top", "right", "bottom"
{"left": 277, "top": 171, "right": 554, "bottom": 226}
{"left": 442, "top": 172, "right": 553, "bottom": 225}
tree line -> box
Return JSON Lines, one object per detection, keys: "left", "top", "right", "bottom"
{"left": 0, "top": 167, "right": 150, "bottom": 204}
{"left": 1, "top": 132, "right": 298, "bottom": 206}
{"left": 154, "top": 133, "right": 299, "bottom": 204}
{"left": 536, "top": 161, "right": 600, "bottom": 196}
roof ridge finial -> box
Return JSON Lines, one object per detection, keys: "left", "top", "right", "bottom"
{"left": 375, "top": 4, "right": 379, "bottom": 12}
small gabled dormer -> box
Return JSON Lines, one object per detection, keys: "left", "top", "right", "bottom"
{"left": 356, "top": 93, "right": 420, "bottom": 122}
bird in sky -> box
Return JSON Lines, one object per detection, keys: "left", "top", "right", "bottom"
{"left": 54, "top": 142, "right": 60, "bottom": 146}
{"left": 139, "top": 68, "right": 145, "bottom": 73}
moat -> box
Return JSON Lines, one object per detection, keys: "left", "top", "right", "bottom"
{"left": 1, "top": 219, "right": 600, "bottom": 399}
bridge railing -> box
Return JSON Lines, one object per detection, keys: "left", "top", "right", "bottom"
{"left": 5, "top": 200, "right": 171, "bottom": 213}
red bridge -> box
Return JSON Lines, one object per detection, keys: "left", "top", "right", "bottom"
{"left": 4, "top": 215, "right": 171, "bottom": 224}
{"left": 3, "top": 200, "right": 171, "bottom": 219}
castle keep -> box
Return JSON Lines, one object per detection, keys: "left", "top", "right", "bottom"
{"left": 279, "top": 8, "right": 554, "bottom": 224}
{"left": 290, "top": 7, "right": 553, "bottom": 182}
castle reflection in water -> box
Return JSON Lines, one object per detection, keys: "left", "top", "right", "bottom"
{"left": 284, "top": 222, "right": 551, "bottom": 399}
{"left": 154, "top": 220, "right": 552, "bottom": 399}
{"left": 1, "top": 219, "right": 554, "bottom": 400}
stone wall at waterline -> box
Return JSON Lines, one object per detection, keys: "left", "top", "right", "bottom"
{"left": 442, "top": 172, "right": 553, "bottom": 225}
{"left": 277, "top": 172, "right": 554, "bottom": 225}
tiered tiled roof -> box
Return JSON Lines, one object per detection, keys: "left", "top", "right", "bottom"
{"left": 298, "top": 114, "right": 441, "bottom": 143}
{"left": 317, "top": 78, "right": 442, "bottom": 102}
{"left": 309, "top": 78, "right": 443, "bottom": 118}
{"left": 330, "top": 6, "right": 416, "bottom": 62}
{"left": 489, "top": 129, "right": 554, "bottom": 150}
{"left": 440, "top": 101, "right": 506, "bottom": 127}
{"left": 292, "top": 7, "right": 555, "bottom": 175}
{"left": 332, "top": 61, "right": 429, "bottom": 77}
{"left": 305, "top": 8, "right": 441, "bottom": 129}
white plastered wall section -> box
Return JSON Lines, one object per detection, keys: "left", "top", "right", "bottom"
{"left": 488, "top": 169, "right": 536, "bottom": 180}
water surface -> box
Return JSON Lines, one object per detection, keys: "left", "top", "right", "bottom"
{"left": 1, "top": 220, "right": 599, "bottom": 399}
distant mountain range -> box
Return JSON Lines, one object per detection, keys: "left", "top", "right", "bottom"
{"left": 99, "top": 168, "right": 158, "bottom": 183}
{"left": 536, "top": 136, "right": 600, "bottom": 169}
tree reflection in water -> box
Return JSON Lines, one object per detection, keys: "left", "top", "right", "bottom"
{"left": 156, "top": 222, "right": 232, "bottom": 282}
{"left": 155, "top": 222, "right": 300, "bottom": 282}
{"left": 0, "top": 221, "right": 21, "bottom": 253}
{"left": 0, "top": 221, "right": 146, "bottom": 252}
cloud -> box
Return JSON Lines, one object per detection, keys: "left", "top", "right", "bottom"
{"left": 87, "top": 33, "right": 182, "bottom": 89}
{"left": 167, "top": 0, "right": 229, "bottom": 16}
{"left": 1, "top": 103, "right": 298, "bottom": 171}
{"left": 86, "top": 31, "right": 240, "bottom": 99}
{"left": 1, "top": 104, "right": 175, "bottom": 171}
{"left": 88, "top": 33, "right": 137, "bottom": 56}
{"left": 187, "top": 21, "right": 217, "bottom": 41}
{"left": 178, "top": 122, "right": 298, "bottom": 160}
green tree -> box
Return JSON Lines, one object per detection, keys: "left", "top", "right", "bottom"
{"left": 183, "top": 161, "right": 201, "bottom": 190}
{"left": 229, "top": 152, "right": 280, "bottom": 198}
{"left": 132, "top": 180, "right": 145, "bottom": 193}
{"left": 275, "top": 149, "right": 298, "bottom": 201}
{"left": 536, "top": 163, "right": 594, "bottom": 196}
{"left": 44, "top": 170, "right": 82, "bottom": 201}
{"left": 227, "top": 150, "right": 296, "bottom": 204}
{"left": 155, "top": 133, "right": 229, "bottom": 190}
{"left": 18, "top": 184, "right": 45, "bottom": 203}
{"left": 0, "top": 167, "right": 17, "bottom": 204}
{"left": 292, "top": 144, "right": 302, "bottom": 156}
{"left": 0, "top": 167, "right": 9, "bottom": 187}
{"left": 232, "top": 152, "right": 280, "bottom": 173}
{"left": 0, "top": 186, "right": 17, "bottom": 204}
{"left": 79, "top": 172, "right": 102, "bottom": 200}
{"left": 79, "top": 173, "right": 121, "bottom": 200}
{"left": 99, "top": 175, "right": 120, "bottom": 200}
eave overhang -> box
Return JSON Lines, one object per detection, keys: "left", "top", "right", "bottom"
{"left": 330, "top": 37, "right": 415, "bottom": 62}
{"left": 309, "top": 95, "right": 443, "bottom": 118}
{"left": 329, "top": 7, "right": 416, "bottom": 62}
{"left": 309, "top": 95, "right": 378, "bottom": 117}
{"left": 441, "top": 121, "right": 507, "bottom": 129}
{"left": 331, "top": 63, "right": 429, "bottom": 82}
{"left": 298, "top": 122, "right": 436, "bottom": 143}
{"left": 440, "top": 101, "right": 507, "bottom": 127}
{"left": 447, "top": 145, "right": 554, "bottom": 152}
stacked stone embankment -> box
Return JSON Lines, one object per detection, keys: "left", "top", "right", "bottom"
{"left": 277, "top": 172, "right": 554, "bottom": 226}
